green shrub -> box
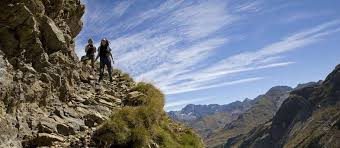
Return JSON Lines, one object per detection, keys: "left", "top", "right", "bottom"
{"left": 93, "top": 82, "right": 203, "bottom": 148}
{"left": 122, "top": 73, "right": 133, "bottom": 82}
{"left": 155, "top": 117, "right": 204, "bottom": 148}
{"left": 130, "top": 126, "right": 150, "bottom": 147}
{"left": 130, "top": 82, "right": 164, "bottom": 109}
{"left": 112, "top": 68, "right": 134, "bottom": 82}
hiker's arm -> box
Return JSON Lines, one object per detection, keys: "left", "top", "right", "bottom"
{"left": 85, "top": 45, "right": 88, "bottom": 52}
{"left": 95, "top": 55, "right": 99, "bottom": 61}
{"left": 109, "top": 47, "right": 114, "bottom": 64}
{"left": 110, "top": 53, "right": 114, "bottom": 64}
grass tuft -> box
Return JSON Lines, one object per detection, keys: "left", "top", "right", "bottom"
{"left": 93, "top": 82, "right": 204, "bottom": 147}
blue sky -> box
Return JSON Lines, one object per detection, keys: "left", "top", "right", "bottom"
{"left": 76, "top": 0, "right": 340, "bottom": 111}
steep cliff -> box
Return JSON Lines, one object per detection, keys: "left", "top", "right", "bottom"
{"left": 0, "top": 0, "right": 203, "bottom": 147}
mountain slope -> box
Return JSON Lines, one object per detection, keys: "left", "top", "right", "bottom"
{"left": 169, "top": 86, "right": 293, "bottom": 147}
{"left": 0, "top": 0, "right": 203, "bottom": 147}
{"left": 225, "top": 65, "right": 340, "bottom": 148}
{"left": 205, "top": 86, "right": 293, "bottom": 147}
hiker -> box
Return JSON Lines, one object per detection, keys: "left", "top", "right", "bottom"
{"left": 82, "top": 38, "right": 96, "bottom": 69}
{"left": 95, "top": 38, "right": 114, "bottom": 82}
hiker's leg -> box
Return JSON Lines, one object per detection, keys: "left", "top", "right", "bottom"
{"left": 107, "top": 61, "right": 113, "bottom": 82}
{"left": 82, "top": 57, "right": 87, "bottom": 65}
{"left": 91, "top": 56, "right": 95, "bottom": 69}
{"left": 98, "top": 60, "right": 105, "bottom": 82}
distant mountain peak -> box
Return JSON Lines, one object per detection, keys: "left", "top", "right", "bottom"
{"left": 295, "top": 82, "right": 320, "bottom": 90}
{"left": 265, "top": 86, "right": 293, "bottom": 96}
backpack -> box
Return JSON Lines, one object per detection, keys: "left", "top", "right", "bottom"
{"left": 86, "top": 44, "right": 96, "bottom": 55}
{"left": 99, "top": 45, "right": 110, "bottom": 57}
{"left": 81, "top": 55, "right": 89, "bottom": 61}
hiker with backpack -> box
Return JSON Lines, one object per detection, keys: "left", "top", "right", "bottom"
{"left": 82, "top": 38, "right": 96, "bottom": 69}
{"left": 95, "top": 38, "right": 114, "bottom": 82}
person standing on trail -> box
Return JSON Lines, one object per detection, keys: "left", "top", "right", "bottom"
{"left": 82, "top": 38, "right": 96, "bottom": 69}
{"left": 95, "top": 38, "right": 114, "bottom": 82}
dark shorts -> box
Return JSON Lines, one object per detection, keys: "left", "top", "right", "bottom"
{"left": 100, "top": 57, "right": 111, "bottom": 67}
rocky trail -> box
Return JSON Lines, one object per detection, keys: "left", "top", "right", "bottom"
{"left": 1, "top": 64, "right": 137, "bottom": 147}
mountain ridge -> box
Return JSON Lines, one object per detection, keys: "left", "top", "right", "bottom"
{"left": 169, "top": 82, "right": 328, "bottom": 147}
{"left": 223, "top": 64, "right": 340, "bottom": 147}
{"left": 168, "top": 98, "right": 253, "bottom": 122}
{"left": 169, "top": 85, "right": 296, "bottom": 147}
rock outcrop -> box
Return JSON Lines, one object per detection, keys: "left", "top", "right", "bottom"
{"left": 0, "top": 0, "right": 203, "bottom": 147}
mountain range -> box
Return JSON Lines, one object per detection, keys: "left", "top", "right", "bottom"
{"left": 169, "top": 80, "right": 330, "bottom": 147}
{"left": 224, "top": 65, "right": 340, "bottom": 147}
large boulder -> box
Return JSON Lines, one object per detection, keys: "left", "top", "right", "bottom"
{"left": 40, "top": 16, "right": 67, "bottom": 53}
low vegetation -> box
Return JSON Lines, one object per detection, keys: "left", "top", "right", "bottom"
{"left": 93, "top": 82, "right": 204, "bottom": 148}
{"left": 112, "top": 68, "right": 134, "bottom": 82}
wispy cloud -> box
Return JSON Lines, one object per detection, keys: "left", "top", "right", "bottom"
{"left": 165, "top": 97, "right": 211, "bottom": 108}
{"left": 148, "top": 20, "right": 340, "bottom": 95}
{"left": 162, "top": 0, "right": 238, "bottom": 39}
{"left": 161, "top": 62, "right": 294, "bottom": 94}
{"left": 234, "top": 1, "right": 262, "bottom": 13}
{"left": 194, "top": 20, "right": 340, "bottom": 81}
{"left": 134, "top": 37, "right": 228, "bottom": 83}
{"left": 280, "top": 11, "right": 333, "bottom": 24}
{"left": 166, "top": 77, "right": 264, "bottom": 95}
{"left": 112, "top": 0, "right": 133, "bottom": 18}
{"left": 105, "top": 0, "right": 237, "bottom": 84}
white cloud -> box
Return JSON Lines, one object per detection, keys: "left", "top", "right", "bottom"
{"left": 197, "top": 20, "right": 340, "bottom": 81}
{"left": 165, "top": 77, "right": 264, "bottom": 95}
{"left": 112, "top": 1, "right": 339, "bottom": 95}
{"left": 164, "top": 0, "right": 238, "bottom": 39}
{"left": 112, "top": 0, "right": 133, "bottom": 18}
{"left": 234, "top": 1, "right": 262, "bottom": 13}
{"left": 280, "top": 11, "right": 333, "bottom": 24}
{"left": 79, "top": 0, "right": 134, "bottom": 38}
{"left": 152, "top": 20, "right": 340, "bottom": 95}
{"left": 104, "top": 0, "right": 236, "bottom": 85}
{"left": 134, "top": 37, "right": 228, "bottom": 83}
{"left": 165, "top": 97, "right": 212, "bottom": 108}
{"left": 162, "top": 62, "right": 294, "bottom": 93}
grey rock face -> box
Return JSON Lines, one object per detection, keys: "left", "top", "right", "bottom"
{"left": 40, "top": 16, "right": 67, "bottom": 53}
